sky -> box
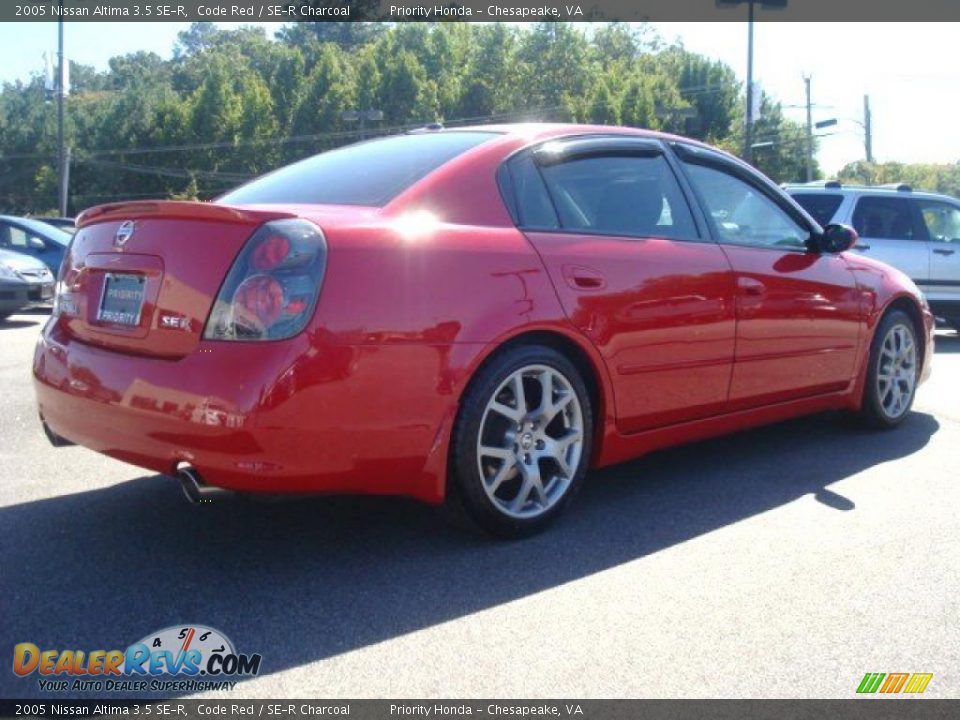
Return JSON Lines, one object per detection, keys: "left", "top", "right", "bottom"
{"left": 0, "top": 21, "right": 957, "bottom": 174}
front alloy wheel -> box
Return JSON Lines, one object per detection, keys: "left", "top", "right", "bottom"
{"left": 876, "top": 323, "right": 917, "bottom": 420}
{"left": 449, "top": 345, "right": 593, "bottom": 537}
{"left": 861, "top": 309, "right": 919, "bottom": 428}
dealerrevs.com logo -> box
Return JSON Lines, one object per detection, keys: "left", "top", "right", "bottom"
{"left": 13, "top": 625, "right": 262, "bottom": 693}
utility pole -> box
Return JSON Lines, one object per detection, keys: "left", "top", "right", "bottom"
{"left": 56, "top": 17, "right": 69, "bottom": 217}
{"left": 804, "top": 75, "right": 813, "bottom": 182}
{"left": 744, "top": 0, "right": 755, "bottom": 164}
{"left": 717, "top": 0, "right": 789, "bottom": 163}
{"left": 863, "top": 94, "right": 873, "bottom": 163}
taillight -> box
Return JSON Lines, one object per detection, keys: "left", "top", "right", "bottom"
{"left": 204, "top": 219, "right": 327, "bottom": 341}
{"left": 51, "top": 236, "right": 78, "bottom": 317}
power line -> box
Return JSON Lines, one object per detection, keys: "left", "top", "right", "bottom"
{"left": 0, "top": 151, "right": 57, "bottom": 161}
{"left": 81, "top": 157, "right": 250, "bottom": 183}
{"left": 64, "top": 105, "right": 574, "bottom": 160}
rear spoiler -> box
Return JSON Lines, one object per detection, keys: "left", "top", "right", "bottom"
{"left": 77, "top": 200, "right": 296, "bottom": 229}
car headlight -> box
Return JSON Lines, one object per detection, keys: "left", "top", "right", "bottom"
{"left": 0, "top": 263, "right": 21, "bottom": 280}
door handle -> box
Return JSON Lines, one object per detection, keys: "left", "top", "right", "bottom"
{"left": 855, "top": 243, "right": 871, "bottom": 250}
{"left": 737, "top": 276, "right": 766, "bottom": 297}
{"left": 572, "top": 275, "right": 604, "bottom": 289}
{"left": 563, "top": 265, "right": 606, "bottom": 290}
{"left": 933, "top": 247, "right": 956, "bottom": 256}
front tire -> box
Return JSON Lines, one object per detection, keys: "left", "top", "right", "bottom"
{"left": 448, "top": 345, "right": 593, "bottom": 538}
{"left": 860, "top": 309, "right": 919, "bottom": 429}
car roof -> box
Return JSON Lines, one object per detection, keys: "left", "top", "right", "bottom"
{"left": 435, "top": 122, "right": 726, "bottom": 155}
{"left": 782, "top": 182, "right": 959, "bottom": 203}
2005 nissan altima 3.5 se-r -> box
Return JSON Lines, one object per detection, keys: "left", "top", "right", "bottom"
{"left": 33, "top": 124, "right": 934, "bottom": 537}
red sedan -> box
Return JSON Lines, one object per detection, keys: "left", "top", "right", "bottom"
{"left": 33, "top": 125, "right": 934, "bottom": 536}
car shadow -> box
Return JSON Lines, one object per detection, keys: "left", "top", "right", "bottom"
{"left": 0, "top": 410, "right": 939, "bottom": 698}
{"left": 0, "top": 319, "right": 39, "bottom": 330}
{"left": 934, "top": 330, "right": 960, "bottom": 354}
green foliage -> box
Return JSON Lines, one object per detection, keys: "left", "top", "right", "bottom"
{"left": 0, "top": 22, "right": 821, "bottom": 215}
{"left": 837, "top": 161, "right": 960, "bottom": 197}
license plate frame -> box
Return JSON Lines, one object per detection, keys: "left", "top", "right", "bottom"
{"left": 97, "top": 273, "right": 146, "bottom": 327}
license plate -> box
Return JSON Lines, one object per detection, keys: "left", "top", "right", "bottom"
{"left": 41, "top": 283, "right": 54, "bottom": 300}
{"left": 98, "top": 273, "right": 145, "bottom": 326}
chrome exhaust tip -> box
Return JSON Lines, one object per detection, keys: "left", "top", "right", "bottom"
{"left": 177, "top": 466, "right": 230, "bottom": 504}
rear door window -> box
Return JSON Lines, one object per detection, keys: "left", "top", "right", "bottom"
{"left": 790, "top": 193, "right": 843, "bottom": 226}
{"left": 538, "top": 154, "right": 698, "bottom": 240}
{"left": 852, "top": 196, "right": 926, "bottom": 240}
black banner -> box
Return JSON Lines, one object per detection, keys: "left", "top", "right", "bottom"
{"left": 4, "top": 0, "right": 960, "bottom": 23}
{"left": 2, "top": 700, "right": 960, "bottom": 720}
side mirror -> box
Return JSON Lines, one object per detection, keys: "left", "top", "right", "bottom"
{"left": 27, "top": 236, "right": 46, "bottom": 251}
{"left": 813, "top": 224, "right": 858, "bottom": 254}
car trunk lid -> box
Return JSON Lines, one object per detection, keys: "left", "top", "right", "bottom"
{"left": 59, "top": 201, "right": 298, "bottom": 358}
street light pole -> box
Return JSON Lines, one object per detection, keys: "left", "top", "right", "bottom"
{"left": 863, "top": 94, "right": 873, "bottom": 163}
{"left": 717, "top": 0, "right": 787, "bottom": 165}
{"left": 57, "top": 17, "right": 68, "bottom": 216}
{"left": 804, "top": 75, "right": 813, "bottom": 182}
{"left": 744, "top": 0, "right": 755, "bottom": 164}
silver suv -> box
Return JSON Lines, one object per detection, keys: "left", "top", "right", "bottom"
{"left": 785, "top": 181, "right": 960, "bottom": 330}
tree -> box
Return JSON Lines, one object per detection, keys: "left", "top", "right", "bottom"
{"left": 588, "top": 79, "right": 620, "bottom": 125}
{"left": 290, "top": 43, "right": 354, "bottom": 144}
{"left": 0, "top": 22, "right": 880, "bottom": 214}
{"left": 838, "top": 160, "right": 960, "bottom": 197}
{"left": 621, "top": 76, "right": 657, "bottom": 129}
{"left": 378, "top": 49, "right": 430, "bottom": 124}
{"left": 518, "top": 23, "right": 597, "bottom": 120}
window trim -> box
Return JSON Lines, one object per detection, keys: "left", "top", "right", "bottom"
{"left": 496, "top": 155, "right": 561, "bottom": 230}
{"left": 497, "top": 134, "right": 708, "bottom": 244}
{"left": 532, "top": 136, "right": 664, "bottom": 167}
{"left": 670, "top": 141, "right": 819, "bottom": 253}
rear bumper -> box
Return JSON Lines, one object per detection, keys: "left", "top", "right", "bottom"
{"left": 33, "top": 321, "right": 474, "bottom": 503}
{"left": 26, "top": 279, "right": 55, "bottom": 303}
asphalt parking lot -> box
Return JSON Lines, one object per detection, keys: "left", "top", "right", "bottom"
{"left": 2, "top": 310, "right": 958, "bottom": 699}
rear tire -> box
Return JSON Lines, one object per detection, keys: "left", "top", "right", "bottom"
{"left": 859, "top": 309, "right": 919, "bottom": 429}
{"left": 447, "top": 345, "right": 593, "bottom": 538}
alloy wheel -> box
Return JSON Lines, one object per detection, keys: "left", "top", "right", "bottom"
{"left": 876, "top": 323, "right": 917, "bottom": 419}
{"left": 476, "top": 364, "right": 585, "bottom": 520}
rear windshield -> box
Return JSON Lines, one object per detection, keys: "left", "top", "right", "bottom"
{"left": 218, "top": 132, "right": 497, "bottom": 207}
{"left": 790, "top": 193, "right": 843, "bottom": 226}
